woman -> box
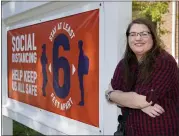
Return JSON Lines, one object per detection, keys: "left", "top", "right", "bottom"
{"left": 105, "top": 18, "right": 179, "bottom": 136}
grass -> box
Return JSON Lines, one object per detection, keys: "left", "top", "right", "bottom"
{"left": 13, "top": 120, "right": 44, "bottom": 136}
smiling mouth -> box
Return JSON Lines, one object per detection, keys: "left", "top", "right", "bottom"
{"left": 135, "top": 43, "right": 144, "bottom": 46}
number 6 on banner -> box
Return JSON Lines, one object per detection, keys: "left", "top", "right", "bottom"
{"left": 53, "top": 34, "right": 70, "bottom": 99}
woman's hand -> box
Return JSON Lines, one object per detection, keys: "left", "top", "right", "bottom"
{"left": 141, "top": 104, "right": 165, "bottom": 118}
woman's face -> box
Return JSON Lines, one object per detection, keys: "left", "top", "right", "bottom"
{"left": 128, "top": 23, "right": 153, "bottom": 60}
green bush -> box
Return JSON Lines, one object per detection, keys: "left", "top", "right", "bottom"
{"left": 13, "top": 120, "right": 44, "bottom": 136}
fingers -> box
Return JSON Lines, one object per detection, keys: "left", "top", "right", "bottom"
{"left": 153, "top": 107, "right": 163, "bottom": 114}
{"left": 151, "top": 109, "right": 160, "bottom": 117}
{"left": 142, "top": 104, "right": 164, "bottom": 118}
{"left": 148, "top": 112, "right": 156, "bottom": 118}
{"left": 154, "top": 104, "right": 165, "bottom": 113}
{"left": 147, "top": 109, "right": 160, "bottom": 118}
{"left": 149, "top": 104, "right": 165, "bottom": 118}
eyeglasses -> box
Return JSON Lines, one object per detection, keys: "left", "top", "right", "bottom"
{"left": 128, "top": 31, "right": 151, "bottom": 38}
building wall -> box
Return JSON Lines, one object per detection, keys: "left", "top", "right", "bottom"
{"left": 160, "top": 2, "right": 172, "bottom": 55}
{"left": 161, "top": 2, "right": 178, "bottom": 62}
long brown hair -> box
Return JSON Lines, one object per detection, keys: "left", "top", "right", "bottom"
{"left": 123, "top": 18, "right": 164, "bottom": 87}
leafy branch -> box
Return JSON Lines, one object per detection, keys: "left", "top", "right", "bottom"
{"left": 132, "top": 1, "right": 170, "bottom": 37}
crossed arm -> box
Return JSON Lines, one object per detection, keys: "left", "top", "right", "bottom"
{"left": 106, "top": 83, "right": 165, "bottom": 117}
{"left": 106, "top": 83, "right": 152, "bottom": 109}
{"left": 107, "top": 56, "right": 178, "bottom": 117}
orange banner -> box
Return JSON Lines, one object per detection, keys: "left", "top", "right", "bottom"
{"left": 7, "top": 9, "right": 99, "bottom": 127}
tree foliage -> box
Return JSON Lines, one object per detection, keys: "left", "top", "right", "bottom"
{"left": 132, "top": 1, "right": 170, "bottom": 36}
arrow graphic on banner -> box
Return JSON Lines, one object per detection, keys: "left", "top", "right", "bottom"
{"left": 72, "top": 64, "right": 76, "bottom": 75}
{"left": 49, "top": 63, "right": 76, "bottom": 75}
{"left": 49, "top": 63, "right": 51, "bottom": 73}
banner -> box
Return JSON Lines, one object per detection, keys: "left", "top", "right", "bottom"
{"left": 7, "top": 9, "right": 99, "bottom": 127}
